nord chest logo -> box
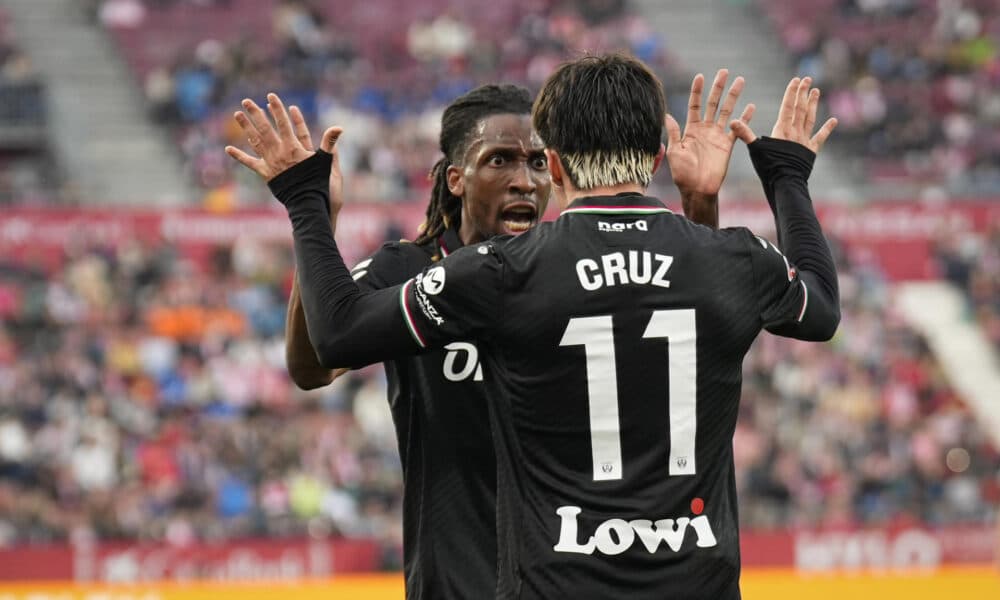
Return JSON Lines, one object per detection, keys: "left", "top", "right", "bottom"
{"left": 598, "top": 220, "right": 648, "bottom": 232}
{"left": 553, "top": 499, "right": 717, "bottom": 556}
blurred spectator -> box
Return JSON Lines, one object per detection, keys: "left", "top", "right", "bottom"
{"left": 1, "top": 228, "right": 997, "bottom": 560}
{"left": 98, "top": 0, "right": 688, "bottom": 204}
{"left": 758, "top": 0, "right": 1000, "bottom": 196}
{"left": 934, "top": 219, "right": 1000, "bottom": 349}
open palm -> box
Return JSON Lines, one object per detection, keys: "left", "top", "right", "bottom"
{"left": 667, "top": 70, "right": 755, "bottom": 197}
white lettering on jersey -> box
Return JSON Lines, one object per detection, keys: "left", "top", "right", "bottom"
{"left": 575, "top": 251, "right": 673, "bottom": 291}
{"left": 756, "top": 235, "right": 797, "bottom": 282}
{"left": 553, "top": 505, "right": 718, "bottom": 556}
{"left": 413, "top": 273, "right": 445, "bottom": 326}
{"left": 351, "top": 257, "right": 374, "bottom": 281}
{"left": 443, "top": 342, "right": 484, "bottom": 382}
{"left": 598, "top": 220, "right": 648, "bottom": 232}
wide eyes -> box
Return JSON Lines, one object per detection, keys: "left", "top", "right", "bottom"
{"left": 486, "top": 153, "right": 547, "bottom": 170}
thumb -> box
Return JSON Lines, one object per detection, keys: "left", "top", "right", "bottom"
{"left": 664, "top": 114, "right": 682, "bottom": 147}
{"left": 729, "top": 120, "right": 757, "bottom": 145}
{"left": 321, "top": 126, "right": 344, "bottom": 153}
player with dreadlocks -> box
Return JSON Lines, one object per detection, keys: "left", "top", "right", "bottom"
{"left": 228, "top": 70, "right": 752, "bottom": 598}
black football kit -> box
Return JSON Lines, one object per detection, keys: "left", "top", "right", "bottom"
{"left": 273, "top": 137, "right": 839, "bottom": 599}
{"left": 338, "top": 226, "right": 497, "bottom": 599}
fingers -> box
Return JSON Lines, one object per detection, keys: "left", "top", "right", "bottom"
{"left": 792, "top": 77, "right": 812, "bottom": 129}
{"left": 233, "top": 111, "right": 265, "bottom": 154}
{"left": 289, "top": 105, "right": 314, "bottom": 149}
{"left": 687, "top": 73, "right": 705, "bottom": 126}
{"left": 810, "top": 117, "right": 838, "bottom": 151}
{"left": 729, "top": 103, "right": 756, "bottom": 141}
{"left": 704, "top": 69, "right": 729, "bottom": 123}
{"left": 775, "top": 77, "right": 800, "bottom": 133}
{"left": 664, "top": 114, "right": 682, "bottom": 147}
{"left": 241, "top": 98, "right": 279, "bottom": 146}
{"left": 266, "top": 93, "right": 295, "bottom": 144}
{"left": 225, "top": 145, "right": 267, "bottom": 176}
{"left": 717, "top": 75, "right": 744, "bottom": 125}
{"left": 730, "top": 118, "right": 758, "bottom": 145}
{"left": 320, "top": 126, "right": 344, "bottom": 153}
{"left": 804, "top": 88, "right": 819, "bottom": 134}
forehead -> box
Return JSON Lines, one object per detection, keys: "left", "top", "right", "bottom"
{"left": 466, "top": 113, "right": 544, "bottom": 153}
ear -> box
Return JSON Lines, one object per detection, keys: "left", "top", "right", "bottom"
{"left": 446, "top": 164, "right": 464, "bottom": 197}
{"left": 545, "top": 148, "right": 564, "bottom": 189}
{"left": 651, "top": 143, "right": 666, "bottom": 175}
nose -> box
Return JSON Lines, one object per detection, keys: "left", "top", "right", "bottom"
{"left": 509, "top": 160, "right": 536, "bottom": 195}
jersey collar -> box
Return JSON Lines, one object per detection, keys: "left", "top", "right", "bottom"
{"left": 438, "top": 226, "right": 464, "bottom": 257}
{"left": 561, "top": 192, "right": 673, "bottom": 216}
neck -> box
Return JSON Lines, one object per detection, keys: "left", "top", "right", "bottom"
{"left": 560, "top": 183, "right": 646, "bottom": 209}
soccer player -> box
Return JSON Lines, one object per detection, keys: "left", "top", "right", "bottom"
{"left": 241, "top": 55, "right": 840, "bottom": 597}
{"left": 229, "top": 70, "right": 751, "bottom": 598}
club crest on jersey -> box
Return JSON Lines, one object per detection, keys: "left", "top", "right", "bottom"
{"left": 553, "top": 499, "right": 718, "bottom": 556}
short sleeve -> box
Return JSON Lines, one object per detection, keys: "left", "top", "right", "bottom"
{"left": 399, "top": 242, "right": 503, "bottom": 349}
{"left": 746, "top": 230, "right": 809, "bottom": 331}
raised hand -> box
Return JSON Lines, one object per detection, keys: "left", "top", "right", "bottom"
{"left": 225, "top": 93, "right": 345, "bottom": 218}
{"left": 730, "top": 77, "right": 837, "bottom": 152}
{"left": 666, "top": 69, "right": 755, "bottom": 197}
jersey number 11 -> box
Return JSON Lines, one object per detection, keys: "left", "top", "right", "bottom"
{"left": 559, "top": 310, "right": 697, "bottom": 481}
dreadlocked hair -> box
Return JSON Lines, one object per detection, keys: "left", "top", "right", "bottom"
{"left": 414, "top": 84, "right": 534, "bottom": 250}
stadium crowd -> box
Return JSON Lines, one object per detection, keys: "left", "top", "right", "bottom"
{"left": 934, "top": 221, "right": 1000, "bottom": 351}
{"left": 759, "top": 0, "right": 1000, "bottom": 195}
{"left": 0, "top": 227, "right": 996, "bottom": 562}
{"left": 93, "top": 0, "right": 688, "bottom": 204}
{"left": 0, "top": 0, "right": 994, "bottom": 570}
{"left": 0, "top": 7, "right": 49, "bottom": 205}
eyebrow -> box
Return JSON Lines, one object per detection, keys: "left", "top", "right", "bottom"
{"left": 480, "top": 143, "right": 546, "bottom": 156}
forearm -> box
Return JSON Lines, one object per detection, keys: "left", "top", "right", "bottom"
{"left": 751, "top": 138, "right": 840, "bottom": 339}
{"left": 270, "top": 152, "right": 418, "bottom": 368}
{"left": 770, "top": 175, "right": 840, "bottom": 339}
{"left": 284, "top": 207, "right": 344, "bottom": 389}
{"left": 285, "top": 274, "right": 336, "bottom": 389}
{"left": 681, "top": 192, "right": 719, "bottom": 229}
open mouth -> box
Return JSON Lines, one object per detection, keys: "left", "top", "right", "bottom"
{"left": 501, "top": 203, "right": 538, "bottom": 234}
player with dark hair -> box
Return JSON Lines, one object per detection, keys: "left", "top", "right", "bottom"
{"left": 228, "top": 72, "right": 752, "bottom": 598}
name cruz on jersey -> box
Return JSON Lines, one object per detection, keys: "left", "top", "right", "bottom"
{"left": 553, "top": 500, "right": 718, "bottom": 556}
{"left": 576, "top": 250, "right": 674, "bottom": 291}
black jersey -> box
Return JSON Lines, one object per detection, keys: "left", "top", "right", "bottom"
{"left": 348, "top": 227, "right": 497, "bottom": 600}
{"left": 273, "top": 136, "right": 840, "bottom": 599}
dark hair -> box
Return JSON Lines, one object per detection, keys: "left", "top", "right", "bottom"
{"left": 532, "top": 53, "right": 666, "bottom": 189}
{"left": 414, "top": 84, "right": 534, "bottom": 247}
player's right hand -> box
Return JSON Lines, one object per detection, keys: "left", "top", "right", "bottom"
{"left": 730, "top": 77, "right": 837, "bottom": 154}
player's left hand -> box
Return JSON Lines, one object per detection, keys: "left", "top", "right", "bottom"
{"left": 730, "top": 77, "right": 837, "bottom": 154}
{"left": 666, "top": 69, "right": 755, "bottom": 197}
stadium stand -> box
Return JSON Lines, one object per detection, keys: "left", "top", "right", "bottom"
{"left": 94, "top": 0, "right": 690, "bottom": 204}
{"left": 935, "top": 223, "right": 1000, "bottom": 350}
{"left": 757, "top": 0, "right": 1000, "bottom": 197}
{"left": 1, "top": 229, "right": 996, "bottom": 563}
{"left": 0, "top": 0, "right": 997, "bottom": 582}
{"left": 0, "top": 6, "right": 52, "bottom": 204}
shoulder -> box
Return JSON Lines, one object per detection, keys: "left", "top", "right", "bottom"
{"left": 355, "top": 240, "right": 436, "bottom": 288}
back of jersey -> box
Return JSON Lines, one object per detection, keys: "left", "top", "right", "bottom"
{"left": 487, "top": 195, "right": 800, "bottom": 599}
